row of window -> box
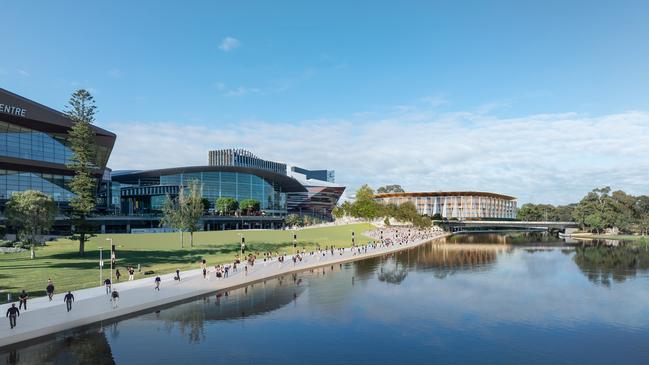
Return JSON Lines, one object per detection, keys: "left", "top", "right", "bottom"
{"left": 159, "top": 172, "right": 286, "bottom": 210}
{"left": 0, "top": 120, "right": 74, "bottom": 165}
{"left": 0, "top": 169, "right": 74, "bottom": 201}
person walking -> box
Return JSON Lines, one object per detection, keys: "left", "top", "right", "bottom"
{"left": 104, "top": 278, "right": 112, "bottom": 294}
{"left": 64, "top": 291, "right": 75, "bottom": 312}
{"left": 115, "top": 269, "right": 122, "bottom": 282}
{"left": 111, "top": 289, "right": 120, "bottom": 309}
{"left": 6, "top": 304, "right": 19, "bottom": 329}
{"left": 46, "top": 281, "right": 55, "bottom": 301}
{"left": 128, "top": 267, "right": 135, "bottom": 281}
{"left": 155, "top": 276, "right": 161, "bottom": 291}
{"left": 18, "top": 290, "right": 28, "bottom": 310}
{"left": 202, "top": 267, "right": 207, "bottom": 279}
{"left": 175, "top": 269, "right": 181, "bottom": 282}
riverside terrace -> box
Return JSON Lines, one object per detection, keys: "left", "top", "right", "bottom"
{"left": 0, "top": 227, "right": 449, "bottom": 348}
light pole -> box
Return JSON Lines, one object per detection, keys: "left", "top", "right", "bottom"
{"left": 352, "top": 231, "right": 355, "bottom": 246}
{"left": 99, "top": 246, "right": 104, "bottom": 286}
{"left": 106, "top": 238, "right": 114, "bottom": 285}
{"left": 238, "top": 234, "right": 245, "bottom": 256}
{"left": 293, "top": 232, "right": 297, "bottom": 254}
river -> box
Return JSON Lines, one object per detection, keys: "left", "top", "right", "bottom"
{"left": 3, "top": 231, "right": 649, "bottom": 364}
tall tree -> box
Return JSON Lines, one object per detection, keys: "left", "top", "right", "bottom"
{"left": 350, "top": 184, "right": 380, "bottom": 219}
{"left": 160, "top": 193, "right": 185, "bottom": 248}
{"left": 65, "top": 89, "right": 98, "bottom": 256}
{"left": 5, "top": 190, "right": 57, "bottom": 259}
{"left": 183, "top": 180, "right": 204, "bottom": 248}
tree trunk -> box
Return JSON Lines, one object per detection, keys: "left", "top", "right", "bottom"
{"left": 30, "top": 245, "right": 35, "bottom": 259}
{"left": 190, "top": 231, "right": 194, "bottom": 247}
{"left": 179, "top": 230, "right": 184, "bottom": 248}
{"left": 79, "top": 233, "right": 85, "bottom": 256}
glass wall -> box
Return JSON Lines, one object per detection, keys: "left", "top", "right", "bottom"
{"left": 0, "top": 169, "right": 74, "bottom": 202}
{"left": 0, "top": 120, "right": 111, "bottom": 168}
{"left": 160, "top": 171, "right": 286, "bottom": 210}
{"left": 0, "top": 120, "right": 73, "bottom": 165}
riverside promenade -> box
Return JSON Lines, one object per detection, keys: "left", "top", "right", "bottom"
{"left": 0, "top": 230, "right": 448, "bottom": 349}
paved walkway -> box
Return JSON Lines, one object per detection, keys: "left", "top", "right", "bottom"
{"left": 0, "top": 232, "right": 448, "bottom": 348}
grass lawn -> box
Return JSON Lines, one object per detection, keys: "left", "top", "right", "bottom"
{"left": 571, "top": 233, "right": 649, "bottom": 247}
{"left": 0, "top": 223, "right": 374, "bottom": 303}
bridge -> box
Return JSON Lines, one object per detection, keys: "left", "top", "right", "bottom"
{"left": 446, "top": 220, "right": 579, "bottom": 233}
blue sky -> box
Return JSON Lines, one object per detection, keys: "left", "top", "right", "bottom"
{"left": 2, "top": 1, "right": 649, "bottom": 204}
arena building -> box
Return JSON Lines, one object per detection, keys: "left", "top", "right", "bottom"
{"left": 374, "top": 191, "right": 517, "bottom": 220}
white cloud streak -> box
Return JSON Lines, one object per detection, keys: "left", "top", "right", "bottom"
{"left": 218, "top": 37, "right": 240, "bottom": 52}
{"left": 103, "top": 107, "right": 649, "bottom": 205}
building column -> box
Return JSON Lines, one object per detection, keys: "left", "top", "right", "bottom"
{"left": 101, "top": 224, "right": 106, "bottom": 234}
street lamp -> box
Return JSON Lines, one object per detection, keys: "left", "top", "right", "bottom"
{"left": 98, "top": 246, "right": 104, "bottom": 286}
{"left": 106, "top": 238, "right": 114, "bottom": 285}
{"left": 352, "top": 231, "right": 355, "bottom": 246}
{"left": 293, "top": 232, "right": 297, "bottom": 254}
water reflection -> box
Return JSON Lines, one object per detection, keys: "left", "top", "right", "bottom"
{"left": 574, "top": 245, "right": 649, "bottom": 286}
{"left": 4, "top": 232, "right": 649, "bottom": 365}
{"left": 150, "top": 276, "right": 307, "bottom": 343}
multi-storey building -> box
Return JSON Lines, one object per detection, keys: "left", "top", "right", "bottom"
{"left": 374, "top": 191, "right": 517, "bottom": 220}
{"left": 0, "top": 88, "right": 116, "bottom": 209}
{"left": 208, "top": 149, "right": 286, "bottom": 175}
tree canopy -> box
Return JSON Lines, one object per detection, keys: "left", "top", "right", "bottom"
{"left": 5, "top": 190, "right": 57, "bottom": 258}
{"left": 376, "top": 184, "right": 405, "bottom": 194}
{"left": 216, "top": 197, "right": 239, "bottom": 215}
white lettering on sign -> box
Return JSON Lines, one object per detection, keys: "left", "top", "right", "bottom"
{"left": 0, "top": 104, "right": 27, "bottom": 117}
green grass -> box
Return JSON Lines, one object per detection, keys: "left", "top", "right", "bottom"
{"left": 0, "top": 223, "right": 374, "bottom": 303}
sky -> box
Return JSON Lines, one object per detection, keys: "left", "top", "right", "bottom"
{"left": 2, "top": 0, "right": 649, "bottom": 204}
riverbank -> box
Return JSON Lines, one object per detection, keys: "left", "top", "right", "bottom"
{"left": 0, "top": 228, "right": 449, "bottom": 349}
{"left": 0, "top": 223, "right": 374, "bottom": 304}
{"left": 570, "top": 233, "right": 649, "bottom": 245}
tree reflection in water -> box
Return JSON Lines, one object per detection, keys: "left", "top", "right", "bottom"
{"left": 152, "top": 276, "right": 306, "bottom": 343}
{"left": 0, "top": 329, "right": 115, "bottom": 365}
{"left": 573, "top": 244, "right": 649, "bottom": 286}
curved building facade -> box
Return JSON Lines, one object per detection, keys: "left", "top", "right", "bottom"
{"left": 375, "top": 191, "right": 517, "bottom": 220}
{"left": 0, "top": 88, "right": 115, "bottom": 207}
{"left": 111, "top": 166, "right": 306, "bottom": 215}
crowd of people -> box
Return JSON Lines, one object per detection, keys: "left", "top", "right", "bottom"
{"left": 5, "top": 225, "right": 444, "bottom": 330}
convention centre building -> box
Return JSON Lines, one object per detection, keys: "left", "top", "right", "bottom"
{"left": 0, "top": 89, "right": 345, "bottom": 233}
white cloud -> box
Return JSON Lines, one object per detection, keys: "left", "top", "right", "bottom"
{"left": 218, "top": 37, "right": 240, "bottom": 52}
{"left": 18, "top": 69, "right": 30, "bottom": 77}
{"left": 103, "top": 106, "right": 649, "bottom": 205}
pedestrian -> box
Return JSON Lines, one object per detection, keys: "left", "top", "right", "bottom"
{"left": 155, "top": 276, "right": 161, "bottom": 290}
{"left": 46, "top": 281, "right": 55, "bottom": 301}
{"left": 175, "top": 268, "right": 180, "bottom": 282}
{"left": 18, "top": 290, "right": 28, "bottom": 310}
{"left": 115, "top": 269, "right": 122, "bottom": 282}
{"left": 64, "top": 291, "right": 75, "bottom": 312}
{"left": 6, "top": 304, "right": 19, "bottom": 329}
{"left": 111, "top": 289, "right": 120, "bottom": 309}
{"left": 104, "top": 278, "right": 112, "bottom": 294}
{"left": 202, "top": 267, "right": 207, "bottom": 279}
{"left": 128, "top": 267, "right": 135, "bottom": 281}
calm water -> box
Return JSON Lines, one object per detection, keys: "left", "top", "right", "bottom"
{"left": 4, "top": 232, "right": 649, "bottom": 365}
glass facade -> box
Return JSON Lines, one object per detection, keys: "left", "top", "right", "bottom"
{"left": 0, "top": 120, "right": 73, "bottom": 165}
{"left": 160, "top": 171, "right": 286, "bottom": 210}
{"left": 0, "top": 169, "right": 73, "bottom": 202}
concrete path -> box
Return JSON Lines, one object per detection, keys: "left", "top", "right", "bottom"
{"left": 0, "top": 233, "right": 447, "bottom": 349}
